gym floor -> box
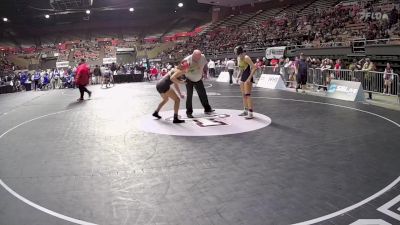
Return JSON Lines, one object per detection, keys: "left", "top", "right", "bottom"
{"left": 0, "top": 81, "right": 399, "bottom": 225}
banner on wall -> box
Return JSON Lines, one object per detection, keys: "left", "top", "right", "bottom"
{"left": 326, "top": 80, "right": 365, "bottom": 102}
{"left": 103, "top": 57, "right": 117, "bottom": 64}
{"left": 265, "top": 46, "right": 286, "bottom": 60}
{"left": 257, "top": 74, "right": 286, "bottom": 90}
{"left": 56, "top": 61, "right": 70, "bottom": 68}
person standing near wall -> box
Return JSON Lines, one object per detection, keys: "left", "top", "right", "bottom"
{"left": 295, "top": 53, "right": 308, "bottom": 93}
{"left": 226, "top": 58, "right": 236, "bottom": 85}
{"left": 208, "top": 59, "right": 216, "bottom": 78}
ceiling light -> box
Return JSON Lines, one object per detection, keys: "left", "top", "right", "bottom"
{"left": 3, "top": 18, "right": 8, "bottom": 22}
{"left": 86, "top": 10, "right": 91, "bottom": 14}
{"left": 45, "top": 14, "right": 50, "bottom": 19}
{"left": 178, "top": 3, "right": 184, "bottom": 7}
{"left": 129, "top": 7, "right": 134, "bottom": 12}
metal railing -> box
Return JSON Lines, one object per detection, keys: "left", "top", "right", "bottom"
{"left": 308, "top": 68, "right": 399, "bottom": 97}
{"left": 217, "top": 65, "right": 400, "bottom": 102}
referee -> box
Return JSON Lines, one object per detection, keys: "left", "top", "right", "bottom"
{"left": 182, "top": 50, "right": 214, "bottom": 118}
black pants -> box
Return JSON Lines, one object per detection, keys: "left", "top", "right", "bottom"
{"left": 209, "top": 68, "right": 216, "bottom": 77}
{"left": 186, "top": 79, "right": 212, "bottom": 115}
{"left": 78, "top": 85, "right": 90, "bottom": 99}
{"left": 34, "top": 80, "right": 39, "bottom": 90}
{"left": 296, "top": 73, "right": 307, "bottom": 89}
{"left": 228, "top": 69, "right": 234, "bottom": 84}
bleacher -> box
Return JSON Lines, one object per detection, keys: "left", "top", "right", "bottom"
{"left": 243, "top": 7, "right": 286, "bottom": 27}
{"left": 281, "top": 0, "right": 315, "bottom": 16}
{"left": 298, "top": 0, "right": 339, "bottom": 16}
{"left": 200, "top": 15, "right": 234, "bottom": 34}
{"left": 221, "top": 11, "right": 261, "bottom": 28}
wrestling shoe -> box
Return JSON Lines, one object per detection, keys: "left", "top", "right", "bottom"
{"left": 239, "top": 111, "right": 248, "bottom": 116}
{"left": 204, "top": 109, "right": 215, "bottom": 115}
{"left": 245, "top": 114, "right": 254, "bottom": 120}
{"left": 173, "top": 118, "right": 185, "bottom": 123}
{"left": 152, "top": 112, "right": 162, "bottom": 119}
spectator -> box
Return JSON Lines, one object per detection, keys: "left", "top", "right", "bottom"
{"left": 284, "top": 58, "right": 296, "bottom": 88}
{"left": 32, "top": 71, "right": 40, "bottom": 91}
{"left": 390, "top": 6, "right": 398, "bottom": 28}
{"left": 383, "top": 63, "right": 394, "bottom": 95}
{"left": 295, "top": 53, "right": 308, "bottom": 93}
{"left": 93, "top": 65, "right": 102, "bottom": 84}
{"left": 226, "top": 58, "right": 236, "bottom": 85}
{"left": 362, "top": 58, "right": 375, "bottom": 99}
{"left": 160, "top": 67, "right": 168, "bottom": 77}
{"left": 42, "top": 72, "right": 50, "bottom": 90}
{"left": 208, "top": 59, "right": 216, "bottom": 78}
{"left": 348, "top": 59, "right": 359, "bottom": 81}
{"left": 110, "top": 62, "right": 117, "bottom": 75}
{"left": 150, "top": 66, "right": 159, "bottom": 80}
{"left": 334, "top": 59, "right": 342, "bottom": 79}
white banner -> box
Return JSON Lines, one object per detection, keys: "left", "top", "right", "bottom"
{"left": 116, "top": 48, "right": 135, "bottom": 52}
{"left": 265, "top": 46, "right": 286, "bottom": 60}
{"left": 257, "top": 74, "right": 286, "bottom": 90}
{"left": 103, "top": 57, "right": 117, "bottom": 64}
{"left": 149, "top": 59, "right": 162, "bottom": 62}
{"left": 326, "top": 80, "right": 365, "bottom": 102}
{"left": 56, "top": 61, "right": 70, "bottom": 68}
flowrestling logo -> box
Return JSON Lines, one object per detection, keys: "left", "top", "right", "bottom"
{"left": 327, "top": 84, "right": 337, "bottom": 93}
{"left": 139, "top": 109, "right": 272, "bottom": 136}
{"left": 166, "top": 113, "right": 230, "bottom": 127}
{"left": 359, "top": 10, "right": 388, "bottom": 21}
{"left": 328, "top": 84, "right": 358, "bottom": 95}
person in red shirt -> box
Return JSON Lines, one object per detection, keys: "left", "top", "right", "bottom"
{"left": 150, "top": 66, "right": 159, "bottom": 80}
{"left": 270, "top": 58, "right": 279, "bottom": 67}
{"left": 334, "top": 59, "right": 342, "bottom": 79}
{"left": 160, "top": 68, "right": 168, "bottom": 77}
{"left": 75, "top": 58, "right": 92, "bottom": 101}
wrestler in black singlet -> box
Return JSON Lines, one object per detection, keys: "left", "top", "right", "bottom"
{"left": 156, "top": 70, "right": 174, "bottom": 94}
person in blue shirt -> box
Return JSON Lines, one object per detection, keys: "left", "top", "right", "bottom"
{"left": 33, "top": 70, "right": 41, "bottom": 91}
{"left": 65, "top": 72, "right": 74, "bottom": 88}
{"left": 20, "top": 72, "right": 28, "bottom": 91}
{"left": 66, "top": 69, "right": 75, "bottom": 89}
{"left": 42, "top": 73, "right": 50, "bottom": 90}
{"left": 20, "top": 72, "right": 27, "bottom": 84}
